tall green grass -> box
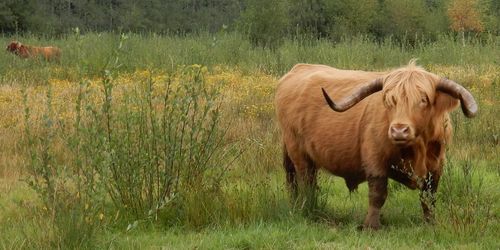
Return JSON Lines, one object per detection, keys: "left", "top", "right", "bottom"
{"left": 1, "top": 32, "right": 498, "bottom": 80}
{"left": 0, "top": 32, "right": 498, "bottom": 249}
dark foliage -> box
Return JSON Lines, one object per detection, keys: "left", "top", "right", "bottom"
{"left": 0, "top": 0, "right": 498, "bottom": 44}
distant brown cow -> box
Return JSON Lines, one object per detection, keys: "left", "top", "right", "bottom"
{"left": 275, "top": 60, "right": 477, "bottom": 230}
{"left": 6, "top": 41, "right": 61, "bottom": 62}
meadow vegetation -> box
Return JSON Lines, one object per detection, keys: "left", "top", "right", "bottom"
{"left": 0, "top": 32, "right": 498, "bottom": 249}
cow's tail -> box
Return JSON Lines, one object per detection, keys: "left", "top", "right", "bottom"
{"left": 283, "top": 145, "right": 298, "bottom": 197}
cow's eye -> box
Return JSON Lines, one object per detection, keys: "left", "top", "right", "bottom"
{"left": 419, "top": 97, "right": 428, "bottom": 108}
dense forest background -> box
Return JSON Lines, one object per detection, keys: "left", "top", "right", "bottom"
{"left": 0, "top": 0, "right": 499, "bottom": 46}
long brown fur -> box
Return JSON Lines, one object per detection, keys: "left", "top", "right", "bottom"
{"left": 275, "top": 61, "right": 462, "bottom": 229}
{"left": 6, "top": 41, "right": 61, "bottom": 62}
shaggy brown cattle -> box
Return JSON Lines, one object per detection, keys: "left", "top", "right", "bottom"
{"left": 275, "top": 60, "right": 477, "bottom": 230}
{"left": 6, "top": 41, "right": 61, "bottom": 62}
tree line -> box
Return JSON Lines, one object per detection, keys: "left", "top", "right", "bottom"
{"left": 0, "top": 0, "right": 498, "bottom": 45}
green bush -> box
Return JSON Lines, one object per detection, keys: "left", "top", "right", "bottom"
{"left": 21, "top": 35, "right": 236, "bottom": 246}
{"left": 238, "top": 0, "right": 290, "bottom": 49}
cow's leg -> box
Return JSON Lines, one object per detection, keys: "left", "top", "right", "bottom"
{"left": 421, "top": 141, "right": 444, "bottom": 222}
{"left": 283, "top": 146, "right": 298, "bottom": 198}
{"left": 285, "top": 147, "right": 317, "bottom": 211}
{"left": 412, "top": 138, "right": 428, "bottom": 187}
{"left": 363, "top": 176, "right": 388, "bottom": 230}
{"left": 420, "top": 172, "right": 440, "bottom": 222}
{"left": 299, "top": 155, "right": 317, "bottom": 188}
{"left": 298, "top": 155, "right": 318, "bottom": 212}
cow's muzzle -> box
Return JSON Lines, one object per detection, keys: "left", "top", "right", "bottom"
{"left": 389, "top": 124, "right": 413, "bottom": 145}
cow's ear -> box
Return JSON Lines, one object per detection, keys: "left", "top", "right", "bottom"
{"left": 434, "top": 91, "right": 459, "bottom": 114}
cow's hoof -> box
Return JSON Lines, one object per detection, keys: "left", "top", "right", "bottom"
{"left": 357, "top": 223, "right": 381, "bottom": 231}
{"left": 423, "top": 215, "right": 436, "bottom": 224}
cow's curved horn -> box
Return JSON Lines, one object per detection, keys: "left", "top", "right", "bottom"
{"left": 322, "top": 78, "right": 383, "bottom": 112}
{"left": 436, "top": 78, "right": 478, "bottom": 118}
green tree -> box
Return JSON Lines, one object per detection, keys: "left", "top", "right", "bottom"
{"left": 288, "top": 0, "right": 327, "bottom": 38}
{"left": 0, "top": 0, "right": 39, "bottom": 33}
{"left": 478, "top": 0, "right": 499, "bottom": 35}
{"left": 0, "top": 2, "right": 18, "bottom": 33}
{"left": 372, "top": 0, "right": 428, "bottom": 43}
{"left": 117, "top": 1, "right": 147, "bottom": 31}
{"left": 238, "top": 0, "right": 289, "bottom": 48}
{"left": 77, "top": 0, "right": 109, "bottom": 31}
{"left": 323, "top": 0, "right": 378, "bottom": 40}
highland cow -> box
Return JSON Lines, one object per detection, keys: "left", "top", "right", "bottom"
{"left": 275, "top": 60, "right": 477, "bottom": 229}
{"left": 6, "top": 41, "right": 61, "bottom": 62}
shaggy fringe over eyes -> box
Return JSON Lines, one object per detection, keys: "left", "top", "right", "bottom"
{"left": 382, "top": 60, "right": 436, "bottom": 108}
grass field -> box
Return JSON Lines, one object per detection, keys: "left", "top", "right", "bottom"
{"left": 0, "top": 32, "right": 498, "bottom": 249}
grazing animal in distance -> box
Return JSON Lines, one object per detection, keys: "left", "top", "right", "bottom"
{"left": 275, "top": 60, "right": 477, "bottom": 230}
{"left": 6, "top": 41, "right": 61, "bottom": 62}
